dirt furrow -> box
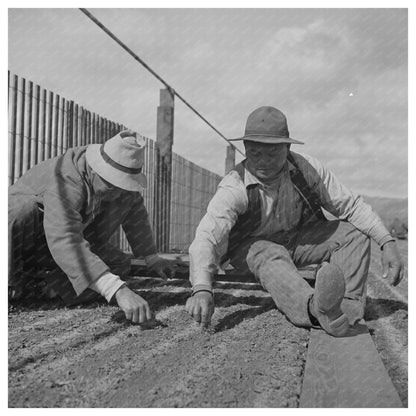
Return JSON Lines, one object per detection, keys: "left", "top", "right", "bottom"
{"left": 9, "top": 306, "right": 198, "bottom": 407}
{"left": 105, "top": 305, "right": 308, "bottom": 408}
{"left": 8, "top": 308, "right": 99, "bottom": 333}
{"left": 9, "top": 316, "right": 113, "bottom": 365}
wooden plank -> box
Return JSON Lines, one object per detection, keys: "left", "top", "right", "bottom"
{"left": 299, "top": 324, "right": 403, "bottom": 408}
{"left": 130, "top": 257, "right": 317, "bottom": 282}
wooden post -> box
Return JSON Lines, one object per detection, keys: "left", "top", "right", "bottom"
{"left": 225, "top": 144, "right": 236, "bottom": 174}
{"left": 154, "top": 88, "right": 174, "bottom": 252}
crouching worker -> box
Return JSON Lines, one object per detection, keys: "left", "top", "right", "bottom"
{"left": 9, "top": 130, "right": 176, "bottom": 324}
{"left": 186, "top": 106, "right": 404, "bottom": 336}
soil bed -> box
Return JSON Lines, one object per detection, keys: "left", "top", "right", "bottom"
{"left": 8, "top": 241, "right": 407, "bottom": 407}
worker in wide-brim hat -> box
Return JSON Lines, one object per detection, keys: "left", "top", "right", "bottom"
{"left": 186, "top": 106, "right": 404, "bottom": 336}
{"left": 9, "top": 130, "right": 177, "bottom": 324}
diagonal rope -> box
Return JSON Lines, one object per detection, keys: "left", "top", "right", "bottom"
{"left": 79, "top": 8, "right": 244, "bottom": 157}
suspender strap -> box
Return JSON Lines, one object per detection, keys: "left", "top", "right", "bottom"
{"left": 224, "top": 161, "right": 262, "bottom": 261}
{"left": 287, "top": 152, "right": 326, "bottom": 221}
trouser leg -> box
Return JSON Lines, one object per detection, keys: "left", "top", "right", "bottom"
{"left": 8, "top": 196, "right": 43, "bottom": 290}
{"left": 292, "top": 220, "right": 371, "bottom": 321}
{"left": 245, "top": 240, "right": 314, "bottom": 328}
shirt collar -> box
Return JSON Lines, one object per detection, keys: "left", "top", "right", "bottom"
{"left": 243, "top": 159, "right": 297, "bottom": 190}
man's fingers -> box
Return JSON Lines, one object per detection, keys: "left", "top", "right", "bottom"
{"left": 186, "top": 298, "right": 195, "bottom": 315}
{"left": 201, "top": 312, "right": 211, "bottom": 328}
{"left": 388, "top": 264, "right": 400, "bottom": 286}
{"left": 125, "top": 309, "right": 133, "bottom": 322}
{"left": 138, "top": 305, "right": 147, "bottom": 323}
{"left": 193, "top": 309, "right": 201, "bottom": 323}
{"left": 145, "top": 304, "right": 153, "bottom": 321}
{"left": 158, "top": 269, "right": 168, "bottom": 280}
{"left": 392, "top": 265, "right": 404, "bottom": 287}
{"left": 382, "top": 260, "right": 388, "bottom": 278}
{"left": 133, "top": 307, "right": 140, "bottom": 324}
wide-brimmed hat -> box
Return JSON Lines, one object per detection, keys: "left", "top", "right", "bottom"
{"left": 230, "top": 106, "right": 304, "bottom": 145}
{"left": 86, "top": 130, "right": 147, "bottom": 192}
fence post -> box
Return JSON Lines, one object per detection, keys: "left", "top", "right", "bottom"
{"left": 225, "top": 144, "right": 236, "bottom": 174}
{"left": 154, "top": 88, "right": 174, "bottom": 253}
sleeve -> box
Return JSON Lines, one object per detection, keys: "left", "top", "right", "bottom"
{"left": 43, "top": 179, "right": 111, "bottom": 295}
{"left": 189, "top": 172, "right": 248, "bottom": 290}
{"left": 122, "top": 194, "right": 158, "bottom": 258}
{"left": 88, "top": 272, "right": 125, "bottom": 303}
{"left": 297, "top": 153, "right": 393, "bottom": 246}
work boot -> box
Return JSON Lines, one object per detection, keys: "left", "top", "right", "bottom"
{"left": 309, "top": 262, "right": 350, "bottom": 337}
{"left": 341, "top": 298, "right": 365, "bottom": 325}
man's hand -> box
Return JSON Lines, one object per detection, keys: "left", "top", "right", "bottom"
{"left": 185, "top": 291, "right": 214, "bottom": 328}
{"left": 381, "top": 241, "right": 405, "bottom": 286}
{"left": 146, "top": 255, "right": 178, "bottom": 280}
{"left": 115, "top": 285, "right": 152, "bottom": 323}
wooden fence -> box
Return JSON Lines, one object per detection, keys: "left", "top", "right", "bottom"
{"left": 8, "top": 72, "right": 222, "bottom": 253}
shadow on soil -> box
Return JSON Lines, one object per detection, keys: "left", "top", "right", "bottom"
{"left": 364, "top": 297, "right": 408, "bottom": 321}
{"left": 214, "top": 300, "right": 276, "bottom": 333}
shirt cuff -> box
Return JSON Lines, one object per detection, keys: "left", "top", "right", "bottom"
{"left": 191, "top": 270, "right": 213, "bottom": 291}
{"left": 89, "top": 272, "right": 125, "bottom": 303}
{"left": 192, "top": 284, "right": 214, "bottom": 294}
{"left": 379, "top": 235, "right": 396, "bottom": 248}
{"left": 367, "top": 221, "right": 394, "bottom": 246}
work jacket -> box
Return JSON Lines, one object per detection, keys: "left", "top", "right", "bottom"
{"left": 9, "top": 146, "right": 157, "bottom": 295}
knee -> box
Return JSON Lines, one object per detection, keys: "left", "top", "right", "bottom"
{"left": 349, "top": 225, "right": 371, "bottom": 252}
{"left": 338, "top": 223, "right": 371, "bottom": 252}
{"left": 246, "top": 240, "right": 291, "bottom": 271}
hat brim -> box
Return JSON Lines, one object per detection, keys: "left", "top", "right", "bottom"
{"left": 86, "top": 144, "right": 147, "bottom": 192}
{"left": 229, "top": 135, "right": 304, "bottom": 145}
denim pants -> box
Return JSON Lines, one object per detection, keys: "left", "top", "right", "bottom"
{"left": 229, "top": 220, "right": 371, "bottom": 327}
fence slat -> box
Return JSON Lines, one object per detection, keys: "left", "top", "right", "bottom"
{"left": 30, "top": 84, "right": 40, "bottom": 169}
{"left": 8, "top": 74, "right": 18, "bottom": 185}
{"left": 37, "top": 88, "right": 46, "bottom": 164}
{"left": 14, "top": 76, "right": 26, "bottom": 181}
{"left": 22, "top": 80, "right": 33, "bottom": 175}
{"left": 51, "top": 94, "right": 59, "bottom": 157}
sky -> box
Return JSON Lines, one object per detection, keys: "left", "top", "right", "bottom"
{"left": 8, "top": 7, "right": 408, "bottom": 198}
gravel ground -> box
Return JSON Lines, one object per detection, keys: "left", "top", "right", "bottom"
{"left": 8, "top": 240, "right": 407, "bottom": 407}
